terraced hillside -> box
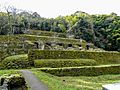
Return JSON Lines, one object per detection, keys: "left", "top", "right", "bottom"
{"left": 1, "top": 49, "right": 120, "bottom": 90}
{"left": 1, "top": 30, "right": 119, "bottom": 90}
{"left": 0, "top": 30, "right": 97, "bottom": 61}
{"left": 29, "top": 49, "right": 120, "bottom": 90}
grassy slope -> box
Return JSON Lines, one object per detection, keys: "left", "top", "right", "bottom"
{"left": 31, "top": 69, "right": 120, "bottom": 90}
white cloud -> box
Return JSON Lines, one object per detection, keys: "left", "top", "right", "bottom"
{"left": 0, "top": 0, "right": 120, "bottom": 18}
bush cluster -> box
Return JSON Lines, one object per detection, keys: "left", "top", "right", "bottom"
{"left": 1, "top": 54, "right": 30, "bottom": 69}
{"left": 41, "top": 64, "right": 120, "bottom": 76}
{"left": 34, "top": 59, "right": 97, "bottom": 68}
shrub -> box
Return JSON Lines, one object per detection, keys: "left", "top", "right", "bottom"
{"left": 28, "top": 50, "right": 120, "bottom": 65}
{"left": 41, "top": 64, "right": 120, "bottom": 76}
{"left": 34, "top": 59, "right": 97, "bottom": 68}
{"left": 2, "top": 54, "right": 30, "bottom": 69}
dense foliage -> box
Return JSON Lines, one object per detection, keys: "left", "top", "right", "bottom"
{"left": 0, "top": 6, "right": 120, "bottom": 51}
{"left": 92, "top": 13, "right": 120, "bottom": 51}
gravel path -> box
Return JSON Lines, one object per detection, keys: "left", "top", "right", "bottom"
{"left": 20, "top": 70, "right": 49, "bottom": 90}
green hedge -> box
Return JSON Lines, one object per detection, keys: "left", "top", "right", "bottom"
{"left": 34, "top": 59, "right": 97, "bottom": 68}
{"left": 2, "top": 54, "right": 30, "bottom": 69}
{"left": 28, "top": 50, "right": 120, "bottom": 65}
{"left": 41, "top": 64, "right": 120, "bottom": 76}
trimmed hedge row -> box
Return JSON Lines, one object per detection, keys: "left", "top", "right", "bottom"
{"left": 40, "top": 64, "right": 120, "bottom": 76}
{"left": 28, "top": 50, "right": 120, "bottom": 65}
{"left": 34, "top": 59, "right": 97, "bottom": 68}
{"left": 1, "top": 54, "right": 30, "bottom": 69}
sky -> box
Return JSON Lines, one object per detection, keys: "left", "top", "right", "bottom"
{"left": 0, "top": 0, "right": 120, "bottom": 18}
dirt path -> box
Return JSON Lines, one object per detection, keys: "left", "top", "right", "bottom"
{"left": 20, "top": 70, "right": 49, "bottom": 90}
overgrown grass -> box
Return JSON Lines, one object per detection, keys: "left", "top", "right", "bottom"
{"left": 31, "top": 69, "right": 120, "bottom": 90}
